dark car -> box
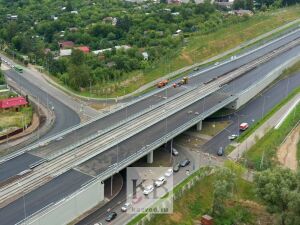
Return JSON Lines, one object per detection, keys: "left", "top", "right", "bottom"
{"left": 173, "top": 163, "right": 181, "bottom": 172}
{"left": 105, "top": 212, "right": 117, "bottom": 222}
{"left": 180, "top": 159, "right": 190, "bottom": 167}
{"left": 217, "top": 147, "right": 224, "bottom": 156}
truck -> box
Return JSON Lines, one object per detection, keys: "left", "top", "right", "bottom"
{"left": 157, "top": 79, "right": 169, "bottom": 88}
{"left": 239, "top": 122, "right": 249, "bottom": 131}
{"left": 173, "top": 76, "right": 189, "bottom": 88}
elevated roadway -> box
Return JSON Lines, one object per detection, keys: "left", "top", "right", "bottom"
{"left": 1, "top": 29, "right": 300, "bottom": 183}
{"left": 0, "top": 29, "right": 300, "bottom": 225}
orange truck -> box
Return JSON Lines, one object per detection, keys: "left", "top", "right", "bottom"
{"left": 157, "top": 79, "right": 169, "bottom": 88}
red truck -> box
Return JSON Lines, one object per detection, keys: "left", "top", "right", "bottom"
{"left": 157, "top": 79, "right": 169, "bottom": 88}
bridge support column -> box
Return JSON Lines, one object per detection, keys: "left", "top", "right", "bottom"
{"left": 196, "top": 121, "right": 202, "bottom": 131}
{"left": 147, "top": 151, "right": 154, "bottom": 164}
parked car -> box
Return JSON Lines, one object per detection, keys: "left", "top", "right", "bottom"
{"left": 217, "top": 147, "right": 224, "bottom": 156}
{"left": 180, "top": 159, "right": 190, "bottom": 167}
{"left": 143, "top": 185, "right": 154, "bottom": 195}
{"left": 193, "top": 67, "right": 199, "bottom": 71}
{"left": 164, "top": 168, "right": 173, "bottom": 177}
{"left": 155, "top": 176, "right": 166, "bottom": 187}
{"left": 121, "top": 202, "right": 131, "bottom": 212}
{"left": 172, "top": 148, "right": 179, "bottom": 156}
{"left": 228, "top": 134, "right": 238, "bottom": 140}
{"left": 105, "top": 212, "right": 117, "bottom": 222}
{"left": 173, "top": 163, "right": 181, "bottom": 172}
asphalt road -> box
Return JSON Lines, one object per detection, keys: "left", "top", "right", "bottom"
{"left": 75, "top": 67, "right": 300, "bottom": 225}
{"left": 1, "top": 28, "right": 299, "bottom": 184}
{"left": 203, "top": 70, "right": 300, "bottom": 154}
{"left": 1, "top": 30, "right": 300, "bottom": 224}
{"left": 0, "top": 169, "right": 92, "bottom": 225}
{"left": 0, "top": 68, "right": 80, "bottom": 182}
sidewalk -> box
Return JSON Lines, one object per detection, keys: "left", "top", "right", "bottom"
{"left": 228, "top": 93, "right": 300, "bottom": 160}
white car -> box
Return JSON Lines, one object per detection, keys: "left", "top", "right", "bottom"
{"left": 164, "top": 169, "right": 173, "bottom": 177}
{"left": 228, "top": 134, "right": 238, "bottom": 140}
{"left": 155, "top": 176, "right": 166, "bottom": 187}
{"left": 121, "top": 202, "right": 131, "bottom": 212}
{"left": 143, "top": 185, "right": 154, "bottom": 195}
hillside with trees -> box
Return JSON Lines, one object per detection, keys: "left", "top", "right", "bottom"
{"left": 0, "top": 0, "right": 299, "bottom": 96}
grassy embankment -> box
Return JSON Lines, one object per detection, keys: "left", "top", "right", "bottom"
{"left": 89, "top": 6, "right": 300, "bottom": 97}
{"left": 129, "top": 166, "right": 274, "bottom": 225}
{"left": 242, "top": 101, "right": 300, "bottom": 171}
{"left": 0, "top": 106, "right": 33, "bottom": 135}
{"left": 42, "top": 6, "right": 300, "bottom": 98}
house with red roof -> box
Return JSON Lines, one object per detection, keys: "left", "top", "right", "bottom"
{"left": 58, "top": 41, "right": 75, "bottom": 49}
{"left": 76, "top": 46, "right": 90, "bottom": 53}
{"left": 0, "top": 96, "right": 28, "bottom": 111}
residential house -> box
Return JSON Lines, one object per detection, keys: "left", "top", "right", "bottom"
{"left": 59, "top": 49, "right": 72, "bottom": 57}
{"left": 76, "top": 46, "right": 90, "bottom": 53}
{"left": 0, "top": 96, "right": 28, "bottom": 111}
{"left": 59, "top": 41, "right": 75, "bottom": 49}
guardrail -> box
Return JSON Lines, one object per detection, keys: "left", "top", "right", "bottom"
{"left": 19, "top": 96, "right": 237, "bottom": 224}
{"left": 45, "top": 84, "right": 201, "bottom": 160}
{"left": 2, "top": 28, "right": 299, "bottom": 165}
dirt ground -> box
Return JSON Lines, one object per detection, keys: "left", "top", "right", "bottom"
{"left": 277, "top": 125, "right": 300, "bottom": 171}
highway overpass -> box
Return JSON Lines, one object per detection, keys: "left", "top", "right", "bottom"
{"left": 0, "top": 29, "right": 300, "bottom": 225}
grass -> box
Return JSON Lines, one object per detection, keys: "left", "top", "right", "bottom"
{"left": 225, "top": 145, "right": 236, "bottom": 156}
{"left": 237, "top": 86, "right": 300, "bottom": 143}
{"left": 281, "top": 60, "right": 300, "bottom": 78}
{"left": 242, "top": 102, "right": 300, "bottom": 171}
{"left": 0, "top": 91, "right": 17, "bottom": 100}
{"left": 40, "top": 6, "right": 300, "bottom": 98}
{"left": 297, "top": 138, "right": 300, "bottom": 162}
{"left": 200, "top": 121, "right": 231, "bottom": 137}
{"left": 133, "top": 174, "right": 261, "bottom": 225}
{"left": 0, "top": 106, "right": 33, "bottom": 134}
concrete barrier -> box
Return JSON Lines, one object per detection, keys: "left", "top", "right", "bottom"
{"left": 228, "top": 53, "right": 300, "bottom": 110}
{"left": 23, "top": 180, "right": 104, "bottom": 225}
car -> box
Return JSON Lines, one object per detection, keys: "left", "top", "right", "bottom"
{"left": 228, "top": 134, "right": 238, "bottom": 140}
{"left": 155, "top": 176, "right": 166, "bottom": 187}
{"left": 239, "top": 122, "right": 249, "bottom": 131}
{"left": 143, "top": 185, "right": 154, "bottom": 195}
{"left": 217, "top": 147, "right": 224, "bottom": 156}
{"left": 94, "top": 223, "right": 102, "bottom": 225}
{"left": 214, "top": 61, "right": 220, "bottom": 66}
{"left": 172, "top": 148, "right": 179, "bottom": 156}
{"left": 39, "top": 142, "right": 48, "bottom": 147}
{"left": 193, "top": 67, "right": 199, "bottom": 71}
{"left": 180, "top": 159, "right": 190, "bottom": 167}
{"left": 173, "top": 163, "right": 180, "bottom": 172}
{"left": 55, "top": 136, "right": 64, "bottom": 141}
{"left": 105, "top": 212, "right": 117, "bottom": 222}
{"left": 121, "top": 202, "right": 131, "bottom": 212}
{"left": 132, "top": 195, "right": 143, "bottom": 204}
{"left": 164, "top": 168, "right": 173, "bottom": 177}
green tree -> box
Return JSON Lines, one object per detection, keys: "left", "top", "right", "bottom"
{"left": 255, "top": 167, "right": 298, "bottom": 225}
{"left": 212, "top": 168, "right": 236, "bottom": 216}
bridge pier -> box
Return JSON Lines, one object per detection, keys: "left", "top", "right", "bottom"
{"left": 196, "top": 121, "right": 202, "bottom": 131}
{"left": 147, "top": 151, "right": 153, "bottom": 164}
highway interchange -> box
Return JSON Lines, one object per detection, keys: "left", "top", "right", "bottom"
{"left": 1, "top": 29, "right": 300, "bottom": 183}
{"left": 0, "top": 29, "right": 300, "bottom": 225}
